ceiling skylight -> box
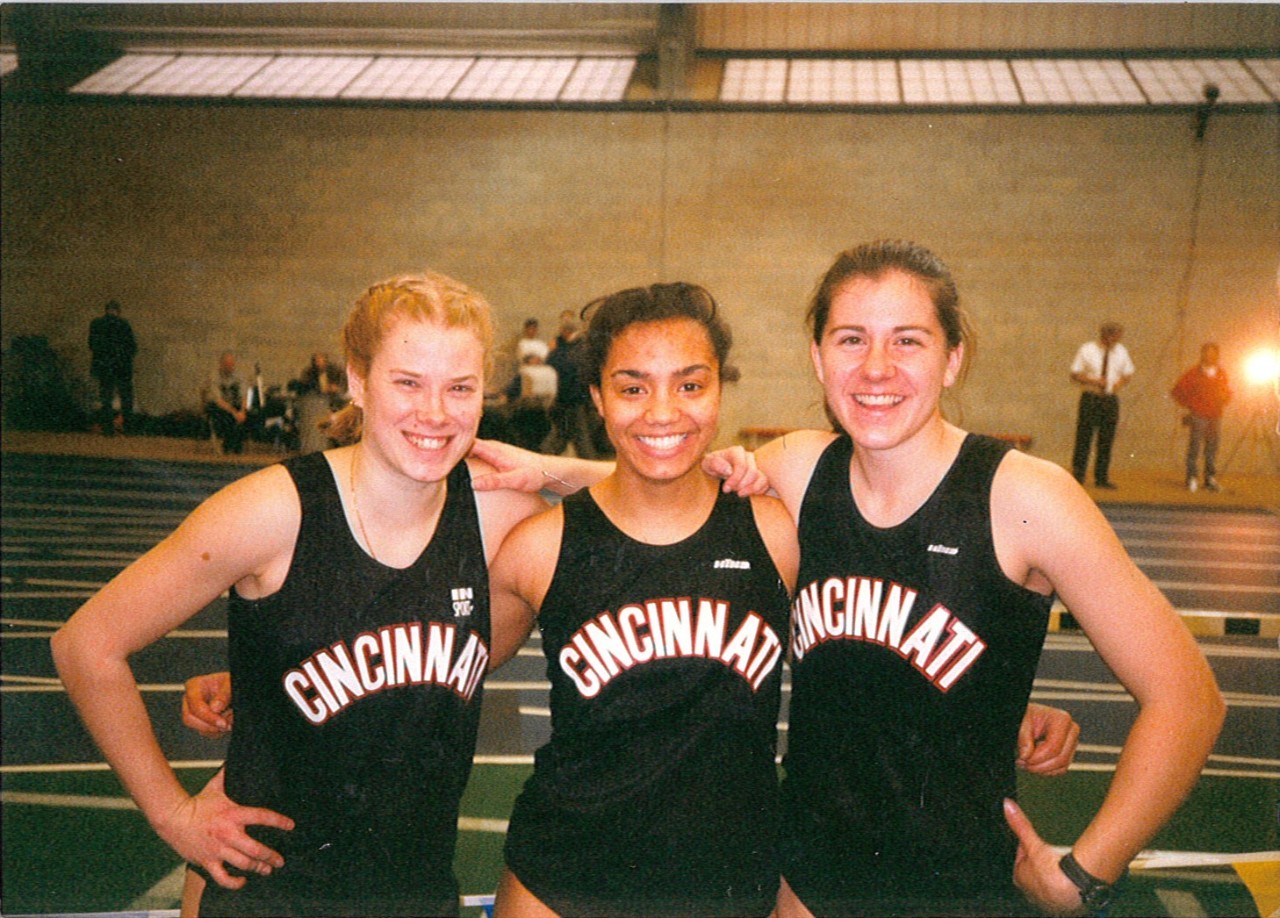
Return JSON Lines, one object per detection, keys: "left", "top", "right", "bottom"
{"left": 719, "top": 57, "right": 1279, "bottom": 108}
{"left": 68, "top": 51, "right": 636, "bottom": 103}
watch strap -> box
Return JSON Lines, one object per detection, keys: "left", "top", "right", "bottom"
{"left": 1059, "top": 851, "right": 1115, "bottom": 915}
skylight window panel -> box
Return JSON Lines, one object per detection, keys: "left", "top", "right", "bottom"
{"left": 1012, "top": 60, "right": 1068, "bottom": 104}
{"left": 70, "top": 53, "right": 174, "bottom": 94}
{"left": 341, "top": 56, "right": 472, "bottom": 100}
{"left": 1243, "top": 59, "right": 1280, "bottom": 101}
{"left": 786, "top": 60, "right": 900, "bottom": 105}
{"left": 721, "top": 59, "right": 787, "bottom": 103}
{"left": 450, "top": 57, "right": 574, "bottom": 102}
{"left": 898, "top": 60, "right": 925, "bottom": 103}
{"left": 1, "top": 51, "right": 18, "bottom": 79}
{"left": 449, "top": 58, "right": 506, "bottom": 100}
{"left": 966, "top": 60, "right": 1020, "bottom": 104}
{"left": 788, "top": 60, "right": 845, "bottom": 104}
{"left": 1125, "top": 59, "right": 1264, "bottom": 104}
{"left": 1127, "top": 60, "right": 1184, "bottom": 103}
{"left": 902, "top": 60, "right": 977, "bottom": 104}
{"left": 560, "top": 57, "right": 635, "bottom": 102}
{"left": 129, "top": 54, "right": 271, "bottom": 96}
{"left": 1190, "top": 59, "right": 1274, "bottom": 103}
{"left": 1014, "top": 60, "right": 1143, "bottom": 105}
{"left": 234, "top": 54, "right": 371, "bottom": 98}
{"left": 943, "top": 61, "right": 976, "bottom": 104}
{"left": 859, "top": 60, "right": 901, "bottom": 104}
{"left": 1080, "top": 60, "right": 1144, "bottom": 104}
{"left": 518, "top": 58, "right": 576, "bottom": 101}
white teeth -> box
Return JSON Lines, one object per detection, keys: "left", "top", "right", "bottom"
{"left": 855, "top": 394, "right": 903, "bottom": 407}
{"left": 638, "top": 434, "right": 687, "bottom": 451}
{"left": 406, "top": 434, "right": 448, "bottom": 450}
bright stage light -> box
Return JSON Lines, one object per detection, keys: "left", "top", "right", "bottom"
{"left": 1242, "top": 347, "right": 1280, "bottom": 387}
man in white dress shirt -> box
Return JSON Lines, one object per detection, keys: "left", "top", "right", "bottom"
{"left": 1070, "top": 322, "right": 1135, "bottom": 489}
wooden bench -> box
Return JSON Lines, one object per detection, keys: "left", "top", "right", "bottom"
{"left": 738, "top": 426, "right": 796, "bottom": 450}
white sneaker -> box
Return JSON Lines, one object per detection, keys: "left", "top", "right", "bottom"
{"left": 1205, "top": 477, "right": 1220, "bottom": 492}
{"left": 1187, "top": 477, "right": 1199, "bottom": 493}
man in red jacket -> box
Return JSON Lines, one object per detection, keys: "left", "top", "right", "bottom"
{"left": 1172, "top": 343, "right": 1232, "bottom": 492}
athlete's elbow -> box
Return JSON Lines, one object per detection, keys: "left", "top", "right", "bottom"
{"left": 50, "top": 619, "right": 110, "bottom": 687}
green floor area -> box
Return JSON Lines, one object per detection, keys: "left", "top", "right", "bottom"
{"left": 2, "top": 766, "right": 1275, "bottom": 915}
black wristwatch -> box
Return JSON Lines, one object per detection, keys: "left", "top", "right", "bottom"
{"left": 1059, "top": 851, "right": 1116, "bottom": 915}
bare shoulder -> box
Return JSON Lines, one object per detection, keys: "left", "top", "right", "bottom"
{"left": 755, "top": 429, "right": 838, "bottom": 512}
{"left": 490, "top": 502, "right": 564, "bottom": 605}
{"left": 506, "top": 500, "right": 565, "bottom": 546}
{"left": 992, "top": 449, "right": 1095, "bottom": 523}
{"left": 749, "top": 493, "right": 800, "bottom": 590}
{"left": 748, "top": 492, "right": 795, "bottom": 535}
{"left": 187, "top": 462, "right": 300, "bottom": 538}
{"left": 467, "top": 457, "right": 550, "bottom": 560}
{"left": 991, "top": 449, "right": 1117, "bottom": 572}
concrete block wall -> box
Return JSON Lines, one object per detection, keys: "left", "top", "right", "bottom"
{"left": 2, "top": 100, "right": 1277, "bottom": 472}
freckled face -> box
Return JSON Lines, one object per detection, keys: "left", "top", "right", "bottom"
{"left": 811, "top": 270, "right": 963, "bottom": 454}
{"left": 348, "top": 317, "right": 486, "bottom": 484}
{"left": 591, "top": 318, "right": 721, "bottom": 485}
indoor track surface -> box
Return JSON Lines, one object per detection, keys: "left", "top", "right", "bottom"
{"left": 2, "top": 449, "right": 1277, "bottom": 917}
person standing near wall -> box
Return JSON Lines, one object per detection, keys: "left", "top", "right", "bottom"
{"left": 1070, "top": 321, "right": 1135, "bottom": 489}
{"left": 88, "top": 299, "right": 137, "bottom": 436}
{"left": 1172, "top": 342, "right": 1231, "bottom": 492}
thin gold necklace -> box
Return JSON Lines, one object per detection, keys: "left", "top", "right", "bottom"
{"left": 349, "top": 450, "right": 379, "bottom": 562}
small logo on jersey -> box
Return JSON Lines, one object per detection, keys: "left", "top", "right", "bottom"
{"left": 927, "top": 544, "right": 959, "bottom": 556}
{"left": 451, "top": 587, "right": 474, "bottom": 617}
{"left": 714, "top": 558, "right": 751, "bottom": 570}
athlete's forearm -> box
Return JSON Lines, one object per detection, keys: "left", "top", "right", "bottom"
{"left": 538, "top": 455, "right": 613, "bottom": 496}
{"left": 52, "top": 636, "right": 190, "bottom": 829}
{"left": 1069, "top": 688, "right": 1223, "bottom": 882}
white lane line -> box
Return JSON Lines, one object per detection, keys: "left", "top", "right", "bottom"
{"left": 1155, "top": 888, "right": 1210, "bottom": 917}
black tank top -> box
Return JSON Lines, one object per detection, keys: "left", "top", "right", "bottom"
{"left": 504, "top": 488, "right": 791, "bottom": 917}
{"left": 206, "top": 452, "right": 488, "bottom": 916}
{"left": 781, "top": 434, "right": 1052, "bottom": 916}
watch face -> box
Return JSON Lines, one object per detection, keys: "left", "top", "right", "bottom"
{"left": 1084, "top": 886, "right": 1113, "bottom": 911}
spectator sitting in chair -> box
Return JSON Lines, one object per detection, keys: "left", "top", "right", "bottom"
{"left": 205, "top": 351, "right": 249, "bottom": 455}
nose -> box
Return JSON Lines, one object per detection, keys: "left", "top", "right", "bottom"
{"left": 861, "top": 342, "right": 896, "bottom": 380}
{"left": 415, "top": 389, "right": 448, "bottom": 424}
{"left": 644, "top": 390, "right": 679, "bottom": 424}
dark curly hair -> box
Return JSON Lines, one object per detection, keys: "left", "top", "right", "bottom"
{"left": 578, "top": 282, "right": 738, "bottom": 388}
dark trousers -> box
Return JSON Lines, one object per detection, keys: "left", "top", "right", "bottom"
{"left": 544, "top": 402, "right": 600, "bottom": 459}
{"left": 94, "top": 366, "right": 134, "bottom": 427}
{"left": 1072, "top": 391, "right": 1120, "bottom": 484}
{"left": 207, "top": 404, "right": 248, "bottom": 454}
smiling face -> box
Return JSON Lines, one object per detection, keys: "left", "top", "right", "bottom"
{"left": 811, "top": 269, "right": 963, "bottom": 454}
{"left": 347, "top": 316, "right": 485, "bottom": 484}
{"left": 591, "top": 317, "right": 722, "bottom": 485}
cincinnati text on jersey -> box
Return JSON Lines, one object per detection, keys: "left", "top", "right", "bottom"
{"left": 561, "top": 597, "right": 785, "bottom": 699}
{"left": 791, "top": 576, "right": 987, "bottom": 692}
{"left": 283, "top": 621, "right": 489, "bottom": 724}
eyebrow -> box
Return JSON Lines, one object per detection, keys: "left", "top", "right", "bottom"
{"left": 827, "top": 324, "right": 936, "bottom": 336}
{"left": 609, "top": 363, "right": 713, "bottom": 380}
{"left": 388, "top": 367, "right": 481, "bottom": 382}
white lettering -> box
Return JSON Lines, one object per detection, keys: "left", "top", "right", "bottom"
{"left": 789, "top": 578, "right": 988, "bottom": 693}
{"left": 558, "top": 598, "right": 782, "bottom": 698}
{"left": 281, "top": 620, "right": 488, "bottom": 724}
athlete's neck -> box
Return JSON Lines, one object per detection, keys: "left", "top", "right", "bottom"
{"left": 850, "top": 420, "right": 966, "bottom": 528}
{"left": 591, "top": 467, "right": 720, "bottom": 546}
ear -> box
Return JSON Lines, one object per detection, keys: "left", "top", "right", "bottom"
{"left": 943, "top": 342, "right": 965, "bottom": 389}
{"left": 810, "top": 340, "right": 826, "bottom": 386}
{"left": 589, "top": 385, "right": 604, "bottom": 416}
{"left": 347, "top": 362, "right": 366, "bottom": 408}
